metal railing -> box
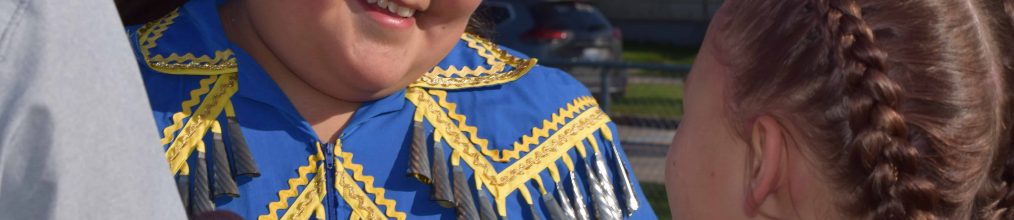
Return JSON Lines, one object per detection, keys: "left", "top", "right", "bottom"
{"left": 539, "top": 60, "right": 690, "bottom": 112}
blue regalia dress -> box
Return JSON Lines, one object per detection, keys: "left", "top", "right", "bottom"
{"left": 127, "top": 0, "right": 656, "bottom": 219}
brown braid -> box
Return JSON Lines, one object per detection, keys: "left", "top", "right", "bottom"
{"left": 827, "top": 0, "right": 944, "bottom": 218}
{"left": 718, "top": 0, "right": 1012, "bottom": 219}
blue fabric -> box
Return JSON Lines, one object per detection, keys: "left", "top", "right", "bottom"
{"left": 127, "top": 0, "right": 657, "bottom": 219}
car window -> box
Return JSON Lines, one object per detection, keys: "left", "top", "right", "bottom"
{"left": 531, "top": 2, "right": 611, "bottom": 30}
{"left": 475, "top": 4, "right": 512, "bottom": 25}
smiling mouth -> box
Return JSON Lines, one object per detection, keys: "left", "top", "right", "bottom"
{"left": 366, "top": 0, "right": 419, "bottom": 18}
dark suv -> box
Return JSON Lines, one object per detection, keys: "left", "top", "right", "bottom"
{"left": 476, "top": 0, "right": 627, "bottom": 97}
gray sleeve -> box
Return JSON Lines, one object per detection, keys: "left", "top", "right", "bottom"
{"left": 0, "top": 0, "right": 187, "bottom": 219}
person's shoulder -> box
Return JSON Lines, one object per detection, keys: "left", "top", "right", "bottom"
{"left": 122, "top": 0, "right": 240, "bottom": 114}
{"left": 410, "top": 34, "right": 594, "bottom": 114}
{"left": 407, "top": 34, "right": 608, "bottom": 158}
{"left": 125, "top": 0, "right": 236, "bottom": 78}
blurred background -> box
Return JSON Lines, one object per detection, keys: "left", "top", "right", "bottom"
{"left": 474, "top": 0, "right": 722, "bottom": 218}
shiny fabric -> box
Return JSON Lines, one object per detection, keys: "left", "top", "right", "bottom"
{"left": 127, "top": 0, "right": 657, "bottom": 219}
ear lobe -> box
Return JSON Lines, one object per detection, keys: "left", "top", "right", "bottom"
{"left": 745, "top": 116, "right": 786, "bottom": 216}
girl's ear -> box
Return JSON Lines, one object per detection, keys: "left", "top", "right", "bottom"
{"left": 744, "top": 115, "right": 787, "bottom": 217}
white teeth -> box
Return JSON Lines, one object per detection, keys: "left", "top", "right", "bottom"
{"left": 370, "top": 0, "right": 415, "bottom": 18}
{"left": 397, "top": 7, "right": 415, "bottom": 17}
{"left": 387, "top": 3, "right": 399, "bottom": 14}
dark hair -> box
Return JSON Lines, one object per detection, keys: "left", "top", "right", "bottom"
{"left": 992, "top": 1, "right": 1014, "bottom": 219}
{"left": 718, "top": 0, "right": 1014, "bottom": 219}
{"left": 466, "top": 10, "right": 494, "bottom": 39}
{"left": 115, "top": 0, "right": 186, "bottom": 25}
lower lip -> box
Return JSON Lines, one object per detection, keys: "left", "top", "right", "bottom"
{"left": 359, "top": 0, "right": 416, "bottom": 29}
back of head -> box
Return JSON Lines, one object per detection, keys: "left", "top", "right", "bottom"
{"left": 717, "top": 0, "right": 1014, "bottom": 219}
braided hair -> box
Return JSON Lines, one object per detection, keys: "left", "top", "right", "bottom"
{"left": 826, "top": 0, "right": 945, "bottom": 218}
{"left": 719, "top": 0, "right": 1014, "bottom": 219}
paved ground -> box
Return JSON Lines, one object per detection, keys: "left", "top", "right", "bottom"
{"left": 617, "top": 125, "right": 675, "bottom": 183}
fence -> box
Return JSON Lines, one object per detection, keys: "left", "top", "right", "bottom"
{"left": 541, "top": 59, "right": 688, "bottom": 178}
{"left": 547, "top": 59, "right": 689, "bottom": 152}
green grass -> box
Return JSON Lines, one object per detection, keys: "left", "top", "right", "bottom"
{"left": 612, "top": 84, "right": 684, "bottom": 118}
{"left": 623, "top": 42, "right": 699, "bottom": 65}
{"left": 641, "top": 182, "right": 672, "bottom": 220}
{"left": 609, "top": 42, "right": 695, "bottom": 118}
{"left": 623, "top": 42, "right": 699, "bottom": 77}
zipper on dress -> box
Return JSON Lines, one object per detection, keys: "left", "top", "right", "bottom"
{"left": 322, "top": 142, "right": 340, "bottom": 220}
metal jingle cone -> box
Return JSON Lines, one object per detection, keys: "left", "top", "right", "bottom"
{"left": 541, "top": 190, "right": 568, "bottom": 220}
{"left": 192, "top": 152, "right": 216, "bottom": 215}
{"left": 430, "top": 139, "right": 455, "bottom": 207}
{"left": 568, "top": 171, "right": 591, "bottom": 220}
{"left": 555, "top": 180, "right": 577, "bottom": 220}
{"left": 226, "top": 117, "right": 259, "bottom": 177}
{"left": 477, "top": 186, "right": 498, "bottom": 220}
{"left": 608, "top": 141, "right": 639, "bottom": 216}
{"left": 408, "top": 121, "right": 432, "bottom": 183}
{"left": 210, "top": 131, "right": 239, "bottom": 198}
{"left": 453, "top": 166, "right": 480, "bottom": 220}
{"left": 584, "top": 161, "right": 620, "bottom": 220}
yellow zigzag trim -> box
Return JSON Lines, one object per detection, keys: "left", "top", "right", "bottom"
{"left": 429, "top": 90, "right": 599, "bottom": 163}
{"left": 432, "top": 64, "right": 506, "bottom": 77}
{"left": 160, "top": 75, "right": 219, "bottom": 145}
{"left": 164, "top": 74, "right": 238, "bottom": 175}
{"left": 335, "top": 144, "right": 407, "bottom": 220}
{"left": 409, "top": 88, "right": 614, "bottom": 216}
{"left": 406, "top": 88, "right": 499, "bottom": 191}
{"left": 259, "top": 152, "right": 324, "bottom": 220}
{"left": 137, "top": 9, "right": 179, "bottom": 59}
{"left": 503, "top": 97, "right": 597, "bottom": 162}
{"left": 149, "top": 50, "right": 237, "bottom": 66}
{"left": 427, "top": 90, "right": 492, "bottom": 159}
{"left": 468, "top": 34, "right": 508, "bottom": 66}
{"left": 281, "top": 164, "right": 327, "bottom": 220}
{"left": 413, "top": 33, "right": 537, "bottom": 89}
{"left": 136, "top": 8, "right": 236, "bottom": 75}
{"left": 426, "top": 33, "right": 505, "bottom": 78}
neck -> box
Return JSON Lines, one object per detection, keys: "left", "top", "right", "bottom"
{"left": 220, "top": 2, "right": 358, "bottom": 142}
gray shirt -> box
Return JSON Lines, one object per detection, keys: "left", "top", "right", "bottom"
{"left": 0, "top": 0, "right": 186, "bottom": 219}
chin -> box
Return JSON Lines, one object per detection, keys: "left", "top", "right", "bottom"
{"left": 327, "top": 60, "right": 421, "bottom": 101}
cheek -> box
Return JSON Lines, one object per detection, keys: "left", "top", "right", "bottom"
{"left": 667, "top": 120, "right": 721, "bottom": 214}
{"left": 447, "top": 0, "right": 482, "bottom": 15}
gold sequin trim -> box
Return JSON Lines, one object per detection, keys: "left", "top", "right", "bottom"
{"left": 406, "top": 88, "right": 613, "bottom": 216}
{"left": 259, "top": 148, "right": 325, "bottom": 220}
{"left": 136, "top": 9, "right": 238, "bottom": 75}
{"left": 280, "top": 164, "right": 328, "bottom": 220}
{"left": 335, "top": 142, "right": 407, "bottom": 220}
{"left": 164, "top": 73, "right": 238, "bottom": 175}
{"left": 429, "top": 90, "right": 599, "bottom": 163}
{"left": 160, "top": 75, "right": 219, "bottom": 145}
{"left": 333, "top": 152, "right": 387, "bottom": 220}
{"left": 409, "top": 34, "right": 538, "bottom": 89}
